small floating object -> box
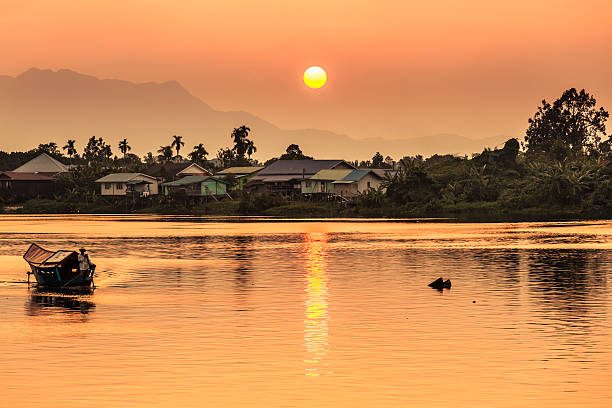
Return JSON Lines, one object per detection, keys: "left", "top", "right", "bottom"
{"left": 428, "top": 277, "right": 451, "bottom": 290}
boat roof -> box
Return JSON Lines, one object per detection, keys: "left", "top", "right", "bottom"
{"left": 23, "top": 244, "right": 77, "bottom": 267}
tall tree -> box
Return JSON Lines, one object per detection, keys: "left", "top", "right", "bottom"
{"left": 118, "top": 138, "right": 131, "bottom": 158}
{"left": 37, "top": 142, "right": 60, "bottom": 156}
{"left": 188, "top": 143, "right": 208, "bottom": 164}
{"left": 83, "top": 136, "right": 112, "bottom": 165}
{"left": 157, "top": 145, "right": 173, "bottom": 162}
{"left": 245, "top": 139, "right": 257, "bottom": 160}
{"left": 63, "top": 139, "right": 77, "bottom": 165}
{"left": 171, "top": 135, "right": 185, "bottom": 160}
{"left": 231, "top": 126, "right": 252, "bottom": 159}
{"left": 279, "top": 144, "right": 313, "bottom": 160}
{"left": 372, "top": 152, "right": 384, "bottom": 168}
{"left": 525, "top": 88, "right": 609, "bottom": 159}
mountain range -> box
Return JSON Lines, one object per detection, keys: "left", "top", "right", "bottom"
{"left": 0, "top": 68, "right": 510, "bottom": 160}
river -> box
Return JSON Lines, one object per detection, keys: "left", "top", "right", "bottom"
{"left": 1, "top": 215, "right": 611, "bottom": 407}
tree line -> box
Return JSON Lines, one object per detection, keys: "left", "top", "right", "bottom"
{"left": 1, "top": 87, "right": 611, "bottom": 218}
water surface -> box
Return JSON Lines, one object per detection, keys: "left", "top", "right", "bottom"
{"left": 1, "top": 216, "right": 611, "bottom": 407}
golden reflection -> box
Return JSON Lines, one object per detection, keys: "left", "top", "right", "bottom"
{"left": 303, "top": 232, "right": 329, "bottom": 376}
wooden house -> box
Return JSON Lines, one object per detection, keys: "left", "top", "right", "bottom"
{"left": 95, "top": 173, "right": 159, "bottom": 196}
{"left": 0, "top": 171, "right": 55, "bottom": 198}
{"left": 248, "top": 160, "right": 354, "bottom": 194}
{"left": 301, "top": 169, "right": 385, "bottom": 197}
{"left": 162, "top": 176, "right": 227, "bottom": 197}
{"left": 144, "top": 162, "right": 210, "bottom": 182}
{"left": 12, "top": 153, "right": 69, "bottom": 176}
{"left": 215, "top": 167, "right": 263, "bottom": 190}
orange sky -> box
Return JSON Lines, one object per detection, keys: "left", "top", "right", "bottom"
{"left": 2, "top": 0, "right": 611, "bottom": 141}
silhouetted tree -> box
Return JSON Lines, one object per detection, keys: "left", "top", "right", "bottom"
{"left": 63, "top": 140, "right": 77, "bottom": 165}
{"left": 525, "top": 88, "right": 609, "bottom": 160}
{"left": 188, "top": 143, "right": 209, "bottom": 164}
{"left": 171, "top": 135, "right": 185, "bottom": 160}
{"left": 83, "top": 136, "right": 112, "bottom": 165}
{"left": 279, "top": 144, "right": 313, "bottom": 160}
{"left": 37, "top": 142, "right": 60, "bottom": 156}
{"left": 157, "top": 145, "right": 173, "bottom": 162}
{"left": 118, "top": 138, "right": 131, "bottom": 159}
{"left": 231, "top": 126, "right": 252, "bottom": 160}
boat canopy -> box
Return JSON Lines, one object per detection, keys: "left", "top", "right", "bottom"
{"left": 23, "top": 244, "right": 78, "bottom": 267}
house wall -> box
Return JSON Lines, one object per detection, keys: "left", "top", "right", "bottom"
{"left": 0, "top": 180, "right": 55, "bottom": 198}
{"left": 100, "top": 182, "right": 127, "bottom": 196}
{"left": 356, "top": 173, "right": 384, "bottom": 193}
{"left": 301, "top": 179, "right": 332, "bottom": 194}
{"left": 334, "top": 183, "right": 359, "bottom": 197}
{"left": 201, "top": 180, "right": 227, "bottom": 196}
{"left": 99, "top": 175, "right": 158, "bottom": 196}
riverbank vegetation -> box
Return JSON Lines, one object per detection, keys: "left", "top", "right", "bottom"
{"left": 1, "top": 88, "right": 611, "bottom": 220}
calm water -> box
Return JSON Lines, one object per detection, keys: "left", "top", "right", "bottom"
{"left": 1, "top": 215, "right": 611, "bottom": 407}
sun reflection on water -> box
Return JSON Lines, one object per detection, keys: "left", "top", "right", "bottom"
{"left": 303, "top": 232, "right": 330, "bottom": 376}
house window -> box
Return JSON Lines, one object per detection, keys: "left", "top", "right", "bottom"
{"left": 367, "top": 181, "right": 371, "bottom": 189}
{"left": 306, "top": 180, "right": 312, "bottom": 188}
{"left": 104, "top": 183, "right": 112, "bottom": 189}
{"left": 116, "top": 183, "right": 124, "bottom": 190}
{"left": 321, "top": 183, "right": 327, "bottom": 192}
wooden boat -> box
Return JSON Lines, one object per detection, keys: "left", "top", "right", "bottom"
{"left": 23, "top": 244, "right": 94, "bottom": 288}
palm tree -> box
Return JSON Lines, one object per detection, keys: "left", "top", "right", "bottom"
{"left": 171, "top": 135, "right": 185, "bottom": 160}
{"left": 188, "top": 143, "right": 208, "bottom": 164}
{"left": 63, "top": 139, "right": 77, "bottom": 166}
{"left": 118, "top": 138, "right": 131, "bottom": 158}
{"left": 245, "top": 139, "right": 257, "bottom": 160}
{"left": 231, "top": 125, "right": 251, "bottom": 159}
{"left": 157, "top": 145, "right": 173, "bottom": 162}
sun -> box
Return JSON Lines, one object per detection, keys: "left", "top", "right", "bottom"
{"left": 303, "top": 66, "right": 327, "bottom": 89}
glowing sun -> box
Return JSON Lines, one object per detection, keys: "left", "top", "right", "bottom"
{"left": 303, "top": 66, "right": 327, "bottom": 89}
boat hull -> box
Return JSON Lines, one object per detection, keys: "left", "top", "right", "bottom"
{"left": 31, "top": 266, "right": 94, "bottom": 288}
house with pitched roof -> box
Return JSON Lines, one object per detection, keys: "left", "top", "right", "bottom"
{"left": 144, "top": 162, "right": 210, "bottom": 182}
{"left": 162, "top": 175, "right": 228, "bottom": 197}
{"left": 215, "top": 166, "right": 263, "bottom": 190}
{"left": 13, "top": 153, "right": 69, "bottom": 176}
{"left": 0, "top": 171, "right": 55, "bottom": 198}
{"left": 95, "top": 173, "right": 159, "bottom": 196}
{"left": 248, "top": 160, "right": 354, "bottom": 194}
{"left": 301, "top": 169, "right": 385, "bottom": 197}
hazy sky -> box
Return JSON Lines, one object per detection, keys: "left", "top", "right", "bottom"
{"left": 2, "top": 0, "right": 611, "bottom": 141}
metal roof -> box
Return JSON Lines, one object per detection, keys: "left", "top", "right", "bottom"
{"left": 216, "top": 167, "right": 264, "bottom": 175}
{"left": 13, "top": 153, "right": 68, "bottom": 173}
{"left": 162, "top": 175, "right": 227, "bottom": 187}
{"left": 309, "top": 169, "right": 353, "bottom": 180}
{"left": 257, "top": 160, "right": 352, "bottom": 175}
{"left": 342, "top": 169, "right": 383, "bottom": 181}
{"left": 0, "top": 171, "right": 54, "bottom": 181}
{"left": 176, "top": 163, "right": 211, "bottom": 175}
{"left": 95, "top": 173, "right": 157, "bottom": 183}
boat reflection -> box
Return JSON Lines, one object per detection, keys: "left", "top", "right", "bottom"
{"left": 26, "top": 287, "right": 96, "bottom": 316}
{"left": 303, "top": 232, "right": 330, "bottom": 376}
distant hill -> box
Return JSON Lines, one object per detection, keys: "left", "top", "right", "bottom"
{"left": 0, "top": 68, "right": 510, "bottom": 160}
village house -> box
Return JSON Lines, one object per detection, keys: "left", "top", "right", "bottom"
{"left": 215, "top": 166, "right": 263, "bottom": 190}
{"left": 144, "top": 162, "right": 210, "bottom": 182}
{"left": 95, "top": 173, "right": 159, "bottom": 196}
{"left": 162, "top": 176, "right": 228, "bottom": 197}
{"left": 0, "top": 171, "right": 55, "bottom": 198}
{"left": 12, "top": 153, "right": 69, "bottom": 176}
{"left": 248, "top": 160, "right": 355, "bottom": 194}
{"left": 301, "top": 169, "right": 385, "bottom": 198}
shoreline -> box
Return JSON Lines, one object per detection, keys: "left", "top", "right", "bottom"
{"left": 2, "top": 199, "right": 608, "bottom": 222}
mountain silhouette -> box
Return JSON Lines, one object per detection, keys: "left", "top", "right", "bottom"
{"left": 0, "top": 68, "right": 509, "bottom": 159}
